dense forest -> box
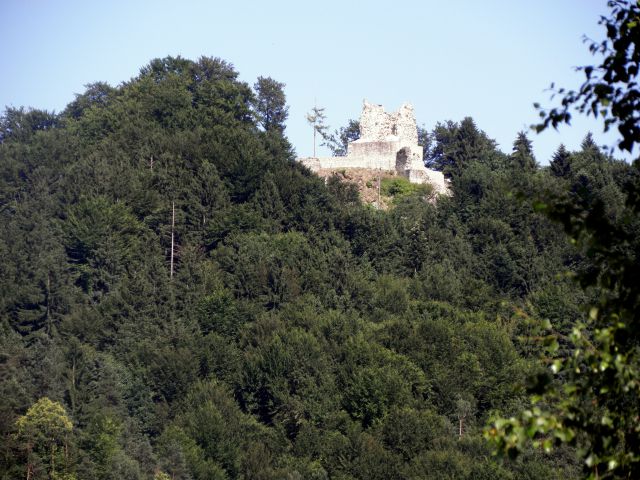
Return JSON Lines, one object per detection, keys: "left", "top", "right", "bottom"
{"left": 0, "top": 19, "right": 639, "bottom": 478}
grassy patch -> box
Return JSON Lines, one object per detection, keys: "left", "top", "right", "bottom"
{"left": 381, "top": 177, "right": 432, "bottom": 199}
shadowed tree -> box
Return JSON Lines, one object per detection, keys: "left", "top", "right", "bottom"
{"left": 549, "top": 144, "right": 572, "bottom": 178}
{"left": 427, "top": 117, "right": 497, "bottom": 178}
{"left": 580, "top": 132, "right": 598, "bottom": 152}
{"left": 253, "top": 76, "right": 289, "bottom": 133}
{"left": 511, "top": 131, "right": 537, "bottom": 171}
{"left": 488, "top": 2, "right": 640, "bottom": 477}
{"left": 0, "top": 108, "right": 58, "bottom": 144}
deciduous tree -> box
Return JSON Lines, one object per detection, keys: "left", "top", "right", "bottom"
{"left": 253, "top": 76, "right": 289, "bottom": 132}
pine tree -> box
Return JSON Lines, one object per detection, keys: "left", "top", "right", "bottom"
{"left": 511, "top": 131, "right": 537, "bottom": 171}
{"left": 549, "top": 144, "right": 572, "bottom": 178}
{"left": 427, "top": 117, "right": 497, "bottom": 178}
{"left": 580, "top": 132, "right": 598, "bottom": 152}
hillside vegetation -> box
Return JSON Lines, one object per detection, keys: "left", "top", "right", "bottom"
{"left": 0, "top": 55, "right": 637, "bottom": 479}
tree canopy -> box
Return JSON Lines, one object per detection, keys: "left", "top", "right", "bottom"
{"left": 534, "top": 0, "right": 640, "bottom": 154}
{"left": 0, "top": 48, "right": 636, "bottom": 479}
{"left": 488, "top": 1, "right": 640, "bottom": 478}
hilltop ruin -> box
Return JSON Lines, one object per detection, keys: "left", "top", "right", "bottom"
{"left": 299, "top": 101, "right": 448, "bottom": 195}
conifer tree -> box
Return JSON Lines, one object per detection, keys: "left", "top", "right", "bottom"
{"left": 549, "top": 144, "right": 572, "bottom": 178}
{"left": 580, "top": 132, "right": 598, "bottom": 152}
{"left": 427, "top": 117, "right": 497, "bottom": 178}
{"left": 511, "top": 131, "right": 537, "bottom": 171}
{"left": 488, "top": 2, "right": 640, "bottom": 476}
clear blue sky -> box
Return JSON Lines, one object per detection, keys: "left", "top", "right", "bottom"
{"left": 1, "top": 0, "right": 629, "bottom": 163}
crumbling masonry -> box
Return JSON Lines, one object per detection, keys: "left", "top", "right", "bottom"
{"left": 299, "top": 100, "right": 448, "bottom": 195}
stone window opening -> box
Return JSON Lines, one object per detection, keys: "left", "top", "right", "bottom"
{"left": 396, "top": 147, "right": 410, "bottom": 172}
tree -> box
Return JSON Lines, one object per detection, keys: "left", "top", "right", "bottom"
{"left": 487, "top": 172, "right": 640, "bottom": 477}
{"left": 488, "top": 1, "right": 640, "bottom": 477}
{"left": 533, "top": 0, "right": 640, "bottom": 154}
{"left": 305, "top": 105, "right": 328, "bottom": 158}
{"left": 581, "top": 132, "right": 600, "bottom": 152}
{"left": 0, "top": 107, "right": 58, "bottom": 144}
{"left": 253, "top": 76, "right": 288, "bottom": 132}
{"left": 427, "top": 117, "right": 497, "bottom": 178}
{"left": 63, "top": 82, "right": 115, "bottom": 120}
{"left": 511, "top": 131, "right": 537, "bottom": 171}
{"left": 417, "top": 124, "right": 431, "bottom": 160}
{"left": 456, "top": 396, "right": 474, "bottom": 438}
{"left": 15, "top": 397, "right": 74, "bottom": 480}
{"left": 549, "top": 144, "right": 572, "bottom": 178}
{"left": 1, "top": 53, "right": 581, "bottom": 479}
{"left": 321, "top": 119, "right": 360, "bottom": 156}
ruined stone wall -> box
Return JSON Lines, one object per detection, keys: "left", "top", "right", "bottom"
{"left": 300, "top": 150, "right": 394, "bottom": 171}
{"left": 346, "top": 139, "right": 400, "bottom": 170}
{"left": 359, "top": 102, "right": 393, "bottom": 141}
{"left": 358, "top": 100, "right": 418, "bottom": 145}
{"left": 395, "top": 103, "right": 418, "bottom": 145}
{"left": 296, "top": 101, "right": 450, "bottom": 195}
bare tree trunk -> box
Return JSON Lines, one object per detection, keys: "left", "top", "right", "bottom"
{"left": 25, "top": 444, "right": 33, "bottom": 480}
{"left": 64, "top": 442, "right": 69, "bottom": 475}
{"left": 50, "top": 444, "right": 55, "bottom": 478}
{"left": 70, "top": 357, "right": 76, "bottom": 412}
{"left": 45, "top": 273, "right": 51, "bottom": 335}
{"left": 170, "top": 201, "right": 175, "bottom": 279}
{"left": 458, "top": 415, "right": 465, "bottom": 438}
{"left": 313, "top": 98, "right": 317, "bottom": 158}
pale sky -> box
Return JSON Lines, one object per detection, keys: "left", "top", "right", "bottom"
{"left": 1, "top": 0, "right": 630, "bottom": 163}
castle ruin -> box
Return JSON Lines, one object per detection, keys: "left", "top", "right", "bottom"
{"left": 299, "top": 100, "right": 448, "bottom": 195}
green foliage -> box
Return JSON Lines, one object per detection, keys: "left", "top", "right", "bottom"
{"left": 0, "top": 54, "right": 616, "bottom": 479}
{"left": 0, "top": 107, "right": 58, "bottom": 143}
{"left": 14, "top": 397, "right": 75, "bottom": 480}
{"left": 341, "top": 343, "right": 427, "bottom": 427}
{"left": 533, "top": 0, "right": 640, "bottom": 153}
{"left": 63, "top": 82, "right": 116, "bottom": 120}
{"left": 488, "top": 2, "right": 640, "bottom": 478}
{"left": 253, "top": 76, "right": 288, "bottom": 132}
{"left": 549, "top": 144, "right": 572, "bottom": 178}
{"left": 488, "top": 169, "right": 640, "bottom": 477}
{"left": 426, "top": 117, "right": 499, "bottom": 178}
{"left": 381, "top": 177, "right": 413, "bottom": 196}
{"left": 321, "top": 118, "right": 360, "bottom": 156}
{"left": 511, "top": 131, "right": 537, "bottom": 171}
{"left": 380, "top": 176, "right": 432, "bottom": 200}
{"left": 15, "top": 398, "right": 73, "bottom": 444}
{"left": 305, "top": 105, "right": 329, "bottom": 157}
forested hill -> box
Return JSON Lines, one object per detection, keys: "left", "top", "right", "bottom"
{"left": 0, "top": 56, "right": 634, "bottom": 479}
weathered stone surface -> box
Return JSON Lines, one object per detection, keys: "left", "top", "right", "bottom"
{"left": 359, "top": 101, "right": 390, "bottom": 141}
{"left": 395, "top": 103, "right": 419, "bottom": 145}
{"left": 358, "top": 100, "right": 419, "bottom": 145}
{"left": 297, "top": 101, "right": 450, "bottom": 195}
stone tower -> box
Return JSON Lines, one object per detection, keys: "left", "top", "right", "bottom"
{"left": 297, "top": 101, "right": 449, "bottom": 195}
